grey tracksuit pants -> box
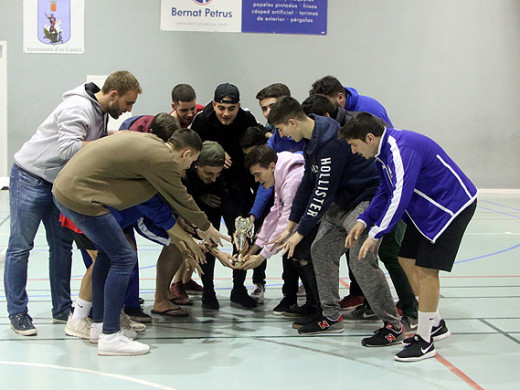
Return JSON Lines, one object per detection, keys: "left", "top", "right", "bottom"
{"left": 310, "top": 202, "right": 401, "bottom": 328}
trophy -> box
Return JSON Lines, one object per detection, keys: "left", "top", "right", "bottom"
{"left": 234, "top": 216, "right": 254, "bottom": 266}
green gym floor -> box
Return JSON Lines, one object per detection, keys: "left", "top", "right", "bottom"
{"left": 0, "top": 189, "right": 519, "bottom": 390}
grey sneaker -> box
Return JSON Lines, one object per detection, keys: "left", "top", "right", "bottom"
{"left": 120, "top": 311, "right": 147, "bottom": 332}
{"left": 250, "top": 283, "right": 265, "bottom": 304}
{"left": 402, "top": 315, "right": 418, "bottom": 333}
{"left": 10, "top": 313, "right": 37, "bottom": 336}
{"left": 342, "top": 304, "right": 378, "bottom": 321}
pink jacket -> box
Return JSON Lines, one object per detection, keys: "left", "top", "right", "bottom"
{"left": 255, "top": 152, "right": 305, "bottom": 259}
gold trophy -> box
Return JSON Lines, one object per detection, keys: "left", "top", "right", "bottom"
{"left": 234, "top": 216, "right": 254, "bottom": 266}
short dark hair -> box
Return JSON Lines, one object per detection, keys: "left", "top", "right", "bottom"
{"left": 150, "top": 113, "right": 180, "bottom": 141}
{"left": 309, "top": 75, "right": 343, "bottom": 97}
{"left": 239, "top": 125, "right": 268, "bottom": 149}
{"left": 255, "top": 83, "right": 291, "bottom": 100}
{"left": 301, "top": 94, "right": 337, "bottom": 117}
{"left": 338, "top": 112, "right": 386, "bottom": 141}
{"left": 171, "top": 84, "right": 196, "bottom": 104}
{"left": 101, "top": 71, "right": 142, "bottom": 95}
{"left": 244, "top": 145, "right": 278, "bottom": 170}
{"left": 267, "top": 96, "right": 307, "bottom": 126}
{"left": 167, "top": 128, "right": 203, "bottom": 152}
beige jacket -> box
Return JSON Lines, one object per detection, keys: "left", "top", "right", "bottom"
{"left": 52, "top": 132, "right": 210, "bottom": 230}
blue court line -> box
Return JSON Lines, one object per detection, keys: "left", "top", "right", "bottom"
{"left": 479, "top": 199, "right": 520, "bottom": 213}
{"left": 478, "top": 205, "right": 520, "bottom": 220}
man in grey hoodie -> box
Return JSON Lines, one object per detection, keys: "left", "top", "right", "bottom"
{"left": 5, "top": 71, "right": 141, "bottom": 336}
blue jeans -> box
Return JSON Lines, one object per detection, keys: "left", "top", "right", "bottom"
{"left": 55, "top": 199, "right": 138, "bottom": 334}
{"left": 4, "top": 164, "right": 73, "bottom": 318}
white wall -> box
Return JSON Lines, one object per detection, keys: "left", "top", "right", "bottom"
{"left": 1, "top": 0, "right": 519, "bottom": 187}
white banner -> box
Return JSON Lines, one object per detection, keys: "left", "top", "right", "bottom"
{"left": 23, "top": 0, "right": 85, "bottom": 54}
{"left": 161, "top": 0, "right": 242, "bottom": 33}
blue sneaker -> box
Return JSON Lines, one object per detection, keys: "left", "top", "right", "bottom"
{"left": 11, "top": 313, "right": 37, "bottom": 336}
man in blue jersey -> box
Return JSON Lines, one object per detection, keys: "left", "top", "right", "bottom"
{"left": 342, "top": 112, "right": 477, "bottom": 362}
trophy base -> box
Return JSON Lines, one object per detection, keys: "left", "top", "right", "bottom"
{"left": 233, "top": 260, "right": 244, "bottom": 267}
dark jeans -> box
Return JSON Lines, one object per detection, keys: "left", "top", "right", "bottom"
{"left": 4, "top": 164, "right": 72, "bottom": 318}
{"left": 55, "top": 199, "right": 137, "bottom": 335}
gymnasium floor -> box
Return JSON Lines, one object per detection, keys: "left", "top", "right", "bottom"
{"left": 0, "top": 189, "right": 519, "bottom": 390}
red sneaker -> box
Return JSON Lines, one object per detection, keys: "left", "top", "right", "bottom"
{"left": 339, "top": 294, "right": 365, "bottom": 310}
{"left": 183, "top": 279, "right": 204, "bottom": 295}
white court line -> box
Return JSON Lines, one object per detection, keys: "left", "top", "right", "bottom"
{"left": 465, "top": 232, "right": 520, "bottom": 235}
{"left": 0, "top": 361, "right": 178, "bottom": 390}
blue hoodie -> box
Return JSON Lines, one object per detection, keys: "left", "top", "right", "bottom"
{"left": 290, "top": 115, "right": 380, "bottom": 236}
{"left": 359, "top": 128, "right": 478, "bottom": 243}
{"left": 344, "top": 87, "right": 393, "bottom": 127}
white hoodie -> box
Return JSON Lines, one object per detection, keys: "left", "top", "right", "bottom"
{"left": 14, "top": 83, "right": 107, "bottom": 183}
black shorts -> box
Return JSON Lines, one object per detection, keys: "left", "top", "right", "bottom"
{"left": 399, "top": 201, "right": 477, "bottom": 272}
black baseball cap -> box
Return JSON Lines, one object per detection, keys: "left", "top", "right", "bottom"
{"left": 214, "top": 83, "right": 240, "bottom": 104}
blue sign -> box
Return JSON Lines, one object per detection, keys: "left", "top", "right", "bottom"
{"left": 242, "top": 0, "right": 327, "bottom": 35}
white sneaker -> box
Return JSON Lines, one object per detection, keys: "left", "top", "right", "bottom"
{"left": 65, "top": 316, "right": 92, "bottom": 339}
{"left": 98, "top": 331, "right": 150, "bottom": 356}
{"left": 120, "top": 311, "right": 146, "bottom": 332}
{"left": 89, "top": 323, "right": 137, "bottom": 344}
{"left": 250, "top": 283, "right": 265, "bottom": 304}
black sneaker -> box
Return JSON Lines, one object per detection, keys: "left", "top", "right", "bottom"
{"left": 202, "top": 290, "right": 220, "bottom": 310}
{"left": 403, "top": 319, "right": 451, "bottom": 344}
{"left": 283, "top": 303, "right": 319, "bottom": 318}
{"left": 342, "top": 303, "right": 377, "bottom": 321}
{"left": 11, "top": 313, "right": 37, "bottom": 336}
{"left": 124, "top": 307, "right": 153, "bottom": 323}
{"left": 298, "top": 315, "right": 344, "bottom": 335}
{"left": 292, "top": 313, "right": 322, "bottom": 329}
{"left": 272, "top": 296, "right": 297, "bottom": 315}
{"left": 430, "top": 319, "right": 451, "bottom": 341}
{"left": 230, "top": 288, "right": 258, "bottom": 309}
{"left": 52, "top": 308, "right": 73, "bottom": 324}
{"left": 361, "top": 323, "right": 405, "bottom": 347}
{"left": 395, "top": 334, "right": 436, "bottom": 362}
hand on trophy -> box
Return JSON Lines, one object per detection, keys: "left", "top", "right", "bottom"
{"left": 238, "top": 253, "right": 266, "bottom": 271}
{"left": 213, "top": 250, "right": 239, "bottom": 269}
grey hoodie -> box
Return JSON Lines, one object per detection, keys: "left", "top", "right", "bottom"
{"left": 14, "top": 83, "right": 108, "bottom": 182}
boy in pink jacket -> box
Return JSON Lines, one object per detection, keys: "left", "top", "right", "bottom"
{"left": 240, "top": 146, "right": 321, "bottom": 318}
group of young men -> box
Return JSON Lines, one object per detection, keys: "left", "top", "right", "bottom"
{"left": 4, "top": 71, "right": 477, "bottom": 362}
